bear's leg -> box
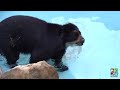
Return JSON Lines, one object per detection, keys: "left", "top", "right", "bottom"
{"left": 4, "top": 48, "right": 20, "bottom": 68}
{"left": 53, "top": 49, "right": 68, "bottom": 72}
{"left": 29, "top": 49, "right": 46, "bottom": 63}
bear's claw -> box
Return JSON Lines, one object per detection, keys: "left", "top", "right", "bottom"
{"left": 55, "top": 63, "right": 68, "bottom": 72}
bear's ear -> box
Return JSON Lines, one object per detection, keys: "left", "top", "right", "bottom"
{"left": 57, "top": 26, "right": 65, "bottom": 39}
{"left": 63, "top": 23, "right": 79, "bottom": 32}
{"left": 63, "top": 23, "right": 76, "bottom": 33}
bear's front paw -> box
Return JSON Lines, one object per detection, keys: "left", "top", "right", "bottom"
{"left": 55, "top": 63, "right": 68, "bottom": 72}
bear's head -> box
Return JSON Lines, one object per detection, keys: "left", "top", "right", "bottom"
{"left": 63, "top": 23, "right": 85, "bottom": 46}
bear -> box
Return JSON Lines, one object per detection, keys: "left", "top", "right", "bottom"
{"left": 0, "top": 15, "right": 85, "bottom": 72}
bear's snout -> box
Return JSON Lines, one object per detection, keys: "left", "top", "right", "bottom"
{"left": 75, "top": 35, "right": 85, "bottom": 46}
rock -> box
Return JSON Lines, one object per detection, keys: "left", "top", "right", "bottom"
{"left": 0, "top": 61, "right": 59, "bottom": 79}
